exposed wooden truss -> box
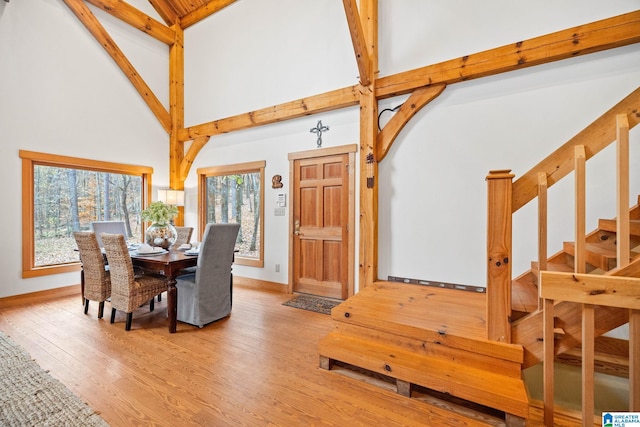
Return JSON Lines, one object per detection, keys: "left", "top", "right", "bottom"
{"left": 63, "top": 0, "right": 172, "bottom": 133}
{"left": 376, "top": 11, "right": 640, "bottom": 99}
{"left": 342, "top": 0, "right": 373, "bottom": 87}
{"left": 352, "top": 0, "right": 379, "bottom": 297}
{"left": 147, "top": 0, "right": 237, "bottom": 27}
{"left": 63, "top": 1, "right": 640, "bottom": 285}
{"left": 85, "top": 0, "right": 175, "bottom": 44}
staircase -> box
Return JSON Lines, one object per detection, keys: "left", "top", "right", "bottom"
{"left": 511, "top": 195, "right": 640, "bottom": 316}
{"left": 511, "top": 195, "right": 640, "bottom": 369}
{"left": 503, "top": 89, "right": 640, "bottom": 424}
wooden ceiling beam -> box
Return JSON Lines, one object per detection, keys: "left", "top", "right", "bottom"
{"left": 84, "top": 0, "right": 175, "bottom": 45}
{"left": 376, "top": 84, "right": 446, "bottom": 162}
{"left": 147, "top": 0, "right": 178, "bottom": 27}
{"left": 376, "top": 10, "right": 640, "bottom": 100}
{"left": 342, "top": 0, "right": 372, "bottom": 86}
{"left": 178, "top": 85, "right": 360, "bottom": 141}
{"left": 181, "top": 0, "right": 238, "bottom": 29}
{"left": 63, "top": 0, "right": 171, "bottom": 133}
{"left": 177, "top": 12, "right": 640, "bottom": 150}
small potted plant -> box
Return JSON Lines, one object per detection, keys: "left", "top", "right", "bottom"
{"left": 141, "top": 201, "right": 179, "bottom": 249}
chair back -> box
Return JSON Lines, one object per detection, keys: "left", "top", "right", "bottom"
{"left": 73, "top": 231, "right": 110, "bottom": 301}
{"left": 196, "top": 223, "right": 240, "bottom": 285}
{"left": 101, "top": 233, "right": 136, "bottom": 294}
{"left": 91, "top": 221, "right": 127, "bottom": 248}
{"left": 102, "top": 233, "right": 167, "bottom": 328}
{"left": 174, "top": 226, "right": 194, "bottom": 247}
{"left": 176, "top": 223, "right": 239, "bottom": 326}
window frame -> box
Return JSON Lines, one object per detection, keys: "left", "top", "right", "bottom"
{"left": 20, "top": 150, "right": 153, "bottom": 278}
{"left": 198, "top": 161, "right": 265, "bottom": 268}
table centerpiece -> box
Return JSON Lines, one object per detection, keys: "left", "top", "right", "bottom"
{"left": 141, "top": 201, "right": 178, "bottom": 249}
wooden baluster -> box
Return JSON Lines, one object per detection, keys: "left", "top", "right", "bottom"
{"left": 486, "top": 169, "right": 514, "bottom": 342}
{"left": 616, "top": 114, "right": 630, "bottom": 269}
{"left": 537, "top": 172, "right": 548, "bottom": 310}
{"left": 614, "top": 113, "right": 634, "bottom": 414}
{"left": 542, "top": 294, "right": 555, "bottom": 427}
{"left": 582, "top": 304, "right": 595, "bottom": 426}
{"left": 574, "top": 146, "right": 586, "bottom": 274}
{"left": 631, "top": 309, "right": 640, "bottom": 411}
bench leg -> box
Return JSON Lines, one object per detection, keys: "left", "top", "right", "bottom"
{"left": 319, "top": 356, "right": 333, "bottom": 370}
{"left": 505, "top": 413, "right": 526, "bottom": 427}
{"left": 397, "top": 379, "right": 412, "bottom": 397}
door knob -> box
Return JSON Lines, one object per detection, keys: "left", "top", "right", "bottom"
{"left": 294, "top": 220, "right": 301, "bottom": 235}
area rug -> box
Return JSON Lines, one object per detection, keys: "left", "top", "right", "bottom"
{"left": 282, "top": 294, "right": 342, "bottom": 315}
{"left": 0, "top": 331, "right": 109, "bottom": 427}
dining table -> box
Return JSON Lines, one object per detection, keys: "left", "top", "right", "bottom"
{"left": 130, "top": 249, "right": 198, "bottom": 333}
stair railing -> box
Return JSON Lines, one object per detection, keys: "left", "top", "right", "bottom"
{"left": 485, "top": 87, "right": 640, "bottom": 343}
{"left": 487, "top": 91, "right": 640, "bottom": 425}
{"left": 540, "top": 271, "right": 640, "bottom": 426}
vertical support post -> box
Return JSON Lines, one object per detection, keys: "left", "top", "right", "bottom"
{"left": 616, "top": 114, "right": 630, "bottom": 268}
{"left": 169, "top": 23, "right": 186, "bottom": 226}
{"left": 631, "top": 309, "right": 640, "bottom": 411}
{"left": 574, "top": 146, "right": 586, "bottom": 274}
{"left": 537, "top": 172, "right": 548, "bottom": 310}
{"left": 542, "top": 294, "right": 555, "bottom": 427}
{"left": 356, "top": 0, "right": 378, "bottom": 289}
{"left": 582, "top": 304, "right": 595, "bottom": 425}
{"left": 486, "top": 169, "right": 514, "bottom": 342}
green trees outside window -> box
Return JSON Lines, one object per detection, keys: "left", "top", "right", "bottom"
{"left": 199, "top": 161, "right": 265, "bottom": 267}
{"left": 20, "top": 150, "right": 152, "bottom": 277}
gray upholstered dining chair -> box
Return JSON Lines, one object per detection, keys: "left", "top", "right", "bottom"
{"left": 101, "top": 233, "right": 167, "bottom": 331}
{"left": 73, "top": 231, "right": 111, "bottom": 319}
{"left": 176, "top": 223, "right": 240, "bottom": 328}
{"left": 91, "top": 221, "right": 127, "bottom": 248}
{"left": 174, "top": 226, "right": 194, "bottom": 247}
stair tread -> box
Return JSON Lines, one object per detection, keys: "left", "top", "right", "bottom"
{"left": 532, "top": 261, "right": 574, "bottom": 273}
{"left": 562, "top": 240, "right": 633, "bottom": 270}
{"left": 599, "top": 218, "right": 640, "bottom": 236}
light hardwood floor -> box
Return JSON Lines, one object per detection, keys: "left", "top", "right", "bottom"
{"left": 0, "top": 285, "right": 573, "bottom": 426}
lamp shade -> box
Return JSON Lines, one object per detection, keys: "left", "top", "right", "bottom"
{"left": 158, "top": 189, "right": 185, "bottom": 206}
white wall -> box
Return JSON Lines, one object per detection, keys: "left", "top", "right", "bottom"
{"left": 182, "top": 0, "right": 360, "bottom": 284}
{"left": 1, "top": 0, "right": 638, "bottom": 297}
{"left": 0, "top": 0, "right": 167, "bottom": 297}
{"left": 377, "top": 2, "right": 640, "bottom": 286}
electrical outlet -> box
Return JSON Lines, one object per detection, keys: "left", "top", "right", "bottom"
{"left": 274, "top": 207, "right": 285, "bottom": 216}
{"left": 275, "top": 264, "right": 280, "bottom": 272}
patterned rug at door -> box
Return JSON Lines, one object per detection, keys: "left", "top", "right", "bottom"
{"left": 282, "top": 294, "right": 342, "bottom": 315}
{"left": 0, "top": 331, "right": 109, "bottom": 427}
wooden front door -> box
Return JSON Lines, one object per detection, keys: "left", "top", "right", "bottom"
{"left": 289, "top": 145, "right": 356, "bottom": 300}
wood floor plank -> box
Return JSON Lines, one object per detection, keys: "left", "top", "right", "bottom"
{"left": 0, "top": 284, "right": 578, "bottom": 426}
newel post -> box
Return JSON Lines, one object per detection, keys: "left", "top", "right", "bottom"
{"left": 486, "top": 169, "right": 515, "bottom": 342}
